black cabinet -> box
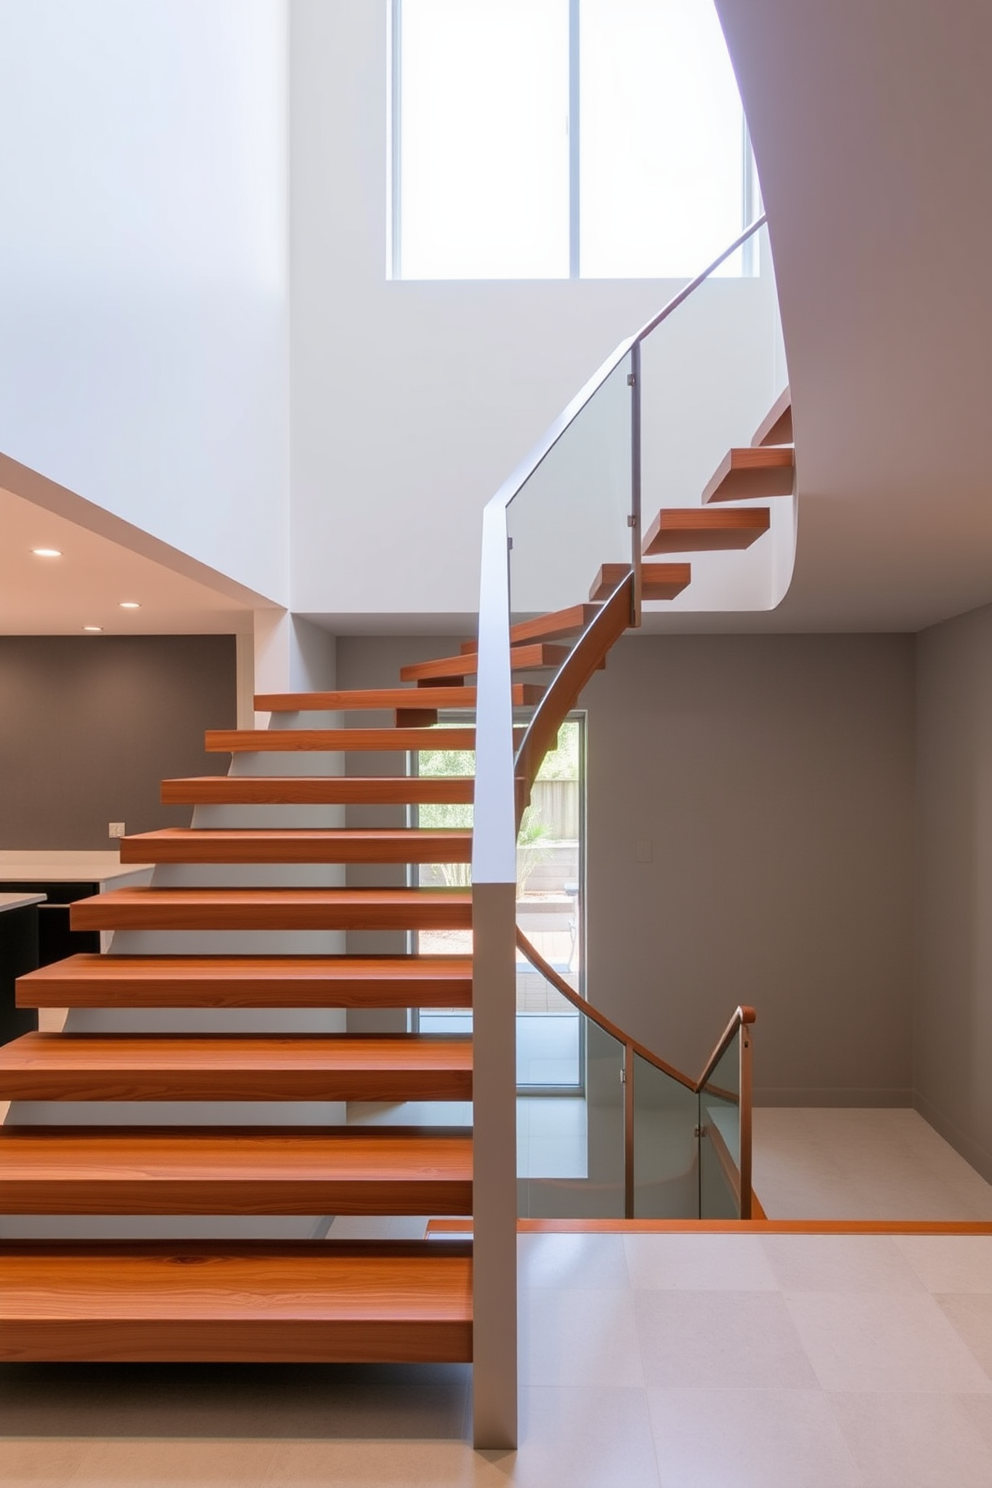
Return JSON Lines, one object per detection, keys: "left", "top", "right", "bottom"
{"left": 0, "top": 903, "right": 41, "bottom": 1042}
{"left": 0, "top": 881, "right": 101, "bottom": 966}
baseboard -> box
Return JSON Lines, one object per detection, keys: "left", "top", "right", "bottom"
{"left": 913, "top": 1090, "right": 992, "bottom": 1186}
{"left": 754, "top": 1087, "right": 913, "bottom": 1108}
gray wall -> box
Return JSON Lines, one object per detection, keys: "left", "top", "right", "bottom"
{"left": 915, "top": 602, "right": 992, "bottom": 1182}
{"left": 0, "top": 635, "right": 237, "bottom": 849}
{"left": 339, "top": 631, "right": 918, "bottom": 1103}
{"left": 584, "top": 634, "right": 917, "bottom": 1104}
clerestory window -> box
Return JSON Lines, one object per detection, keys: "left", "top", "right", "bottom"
{"left": 388, "top": 0, "right": 757, "bottom": 281}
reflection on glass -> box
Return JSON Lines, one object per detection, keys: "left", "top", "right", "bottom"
{"left": 699, "top": 1033, "right": 741, "bottom": 1218}
{"left": 632, "top": 1053, "right": 698, "bottom": 1218}
{"left": 518, "top": 1018, "right": 624, "bottom": 1218}
{"left": 507, "top": 353, "right": 633, "bottom": 619}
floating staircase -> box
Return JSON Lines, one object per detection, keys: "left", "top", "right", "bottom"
{"left": 0, "top": 383, "right": 791, "bottom": 1372}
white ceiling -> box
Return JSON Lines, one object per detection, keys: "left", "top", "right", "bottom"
{"left": 0, "top": 484, "right": 252, "bottom": 636}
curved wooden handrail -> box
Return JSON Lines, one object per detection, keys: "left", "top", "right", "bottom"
{"left": 514, "top": 574, "right": 634, "bottom": 812}
{"left": 516, "top": 928, "right": 755, "bottom": 1098}
{"left": 518, "top": 929, "right": 686, "bottom": 1093}
{"left": 696, "top": 1005, "right": 756, "bottom": 1092}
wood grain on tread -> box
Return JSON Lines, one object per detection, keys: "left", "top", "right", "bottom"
{"left": 0, "top": 1033, "right": 473, "bottom": 1102}
{"left": 399, "top": 644, "right": 568, "bottom": 684}
{"left": 642, "top": 507, "right": 770, "bottom": 555}
{"left": 120, "top": 828, "right": 473, "bottom": 865}
{"left": 255, "top": 685, "right": 543, "bottom": 712}
{"left": 70, "top": 888, "right": 473, "bottom": 932}
{"left": 459, "top": 603, "right": 600, "bottom": 653}
{"left": 702, "top": 445, "right": 795, "bottom": 503}
{"left": 0, "top": 1128, "right": 473, "bottom": 1215}
{"left": 204, "top": 728, "right": 478, "bottom": 754}
{"left": 0, "top": 1242, "right": 472, "bottom": 1362}
{"left": 161, "top": 776, "right": 475, "bottom": 806}
{"left": 16, "top": 955, "right": 475, "bottom": 1009}
{"left": 255, "top": 687, "right": 479, "bottom": 712}
{"left": 590, "top": 562, "right": 691, "bottom": 602}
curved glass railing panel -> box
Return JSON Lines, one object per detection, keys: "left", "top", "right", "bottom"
{"left": 513, "top": 934, "right": 755, "bottom": 1220}
{"left": 518, "top": 1006, "right": 626, "bottom": 1221}
{"left": 632, "top": 1051, "right": 698, "bottom": 1219}
{"left": 698, "top": 1016, "right": 754, "bottom": 1220}
{"left": 506, "top": 351, "right": 635, "bottom": 622}
{"left": 473, "top": 222, "right": 775, "bottom": 1332}
{"left": 637, "top": 219, "right": 794, "bottom": 612}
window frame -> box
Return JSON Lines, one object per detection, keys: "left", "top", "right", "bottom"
{"left": 388, "top": 0, "right": 758, "bottom": 282}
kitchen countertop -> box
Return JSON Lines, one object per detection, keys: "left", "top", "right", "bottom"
{"left": 0, "top": 852, "right": 152, "bottom": 883}
{"left": 0, "top": 892, "right": 46, "bottom": 913}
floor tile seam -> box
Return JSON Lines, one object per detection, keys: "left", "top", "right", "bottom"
{"left": 818, "top": 1385, "right": 992, "bottom": 1483}
{"left": 781, "top": 1290, "right": 992, "bottom": 1397}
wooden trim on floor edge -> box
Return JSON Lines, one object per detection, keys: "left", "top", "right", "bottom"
{"left": 517, "top": 1218, "right": 992, "bottom": 1235}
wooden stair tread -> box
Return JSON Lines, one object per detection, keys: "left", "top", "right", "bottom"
{"left": 0, "top": 1127, "right": 473, "bottom": 1215}
{"left": 399, "top": 643, "right": 567, "bottom": 684}
{"left": 0, "top": 1032, "right": 473, "bottom": 1102}
{"left": 16, "top": 954, "right": 475, "bottom": 1009}
{"left": 0, "top": 1242, "right": 472, "bottom": 1362}
{"left": 702, "top": 445, "right": 795, "bottom": 504}
{"left": 459, "top": 603, "right": 599, "bottom": 653}
{"left": 642, "top": 507, "right": 770, "bottom": 555}
{"left": 161, "top": 776, "right": 475, "bottom": 805}
{"left": 591, "top": 562, "right": 691, "bottom": 603}
{"left": 204, "top": 728, "right": 478, "bottom": 754}
{"left": 255, "top": 685, "right": 542, "bottom": 713}
{"left": 71, "top": 887, "right": 474, "bottom": 933}
{"left": 120, "top": 828, "right": 473, "bottom": 865}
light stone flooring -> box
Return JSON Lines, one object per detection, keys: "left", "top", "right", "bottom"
{"left": 753, "top": 1106, "right": 992, "bottom": 1220}
{"left": 6, "top": 1231, "right": 992, "bottom": 1486}
{"left": 7, "top": 1068, "right": 992, "bottom": 1482}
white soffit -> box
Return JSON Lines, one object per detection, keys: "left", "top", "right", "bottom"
{"left": 0, "top": 485, "right": 253, "bottom": 635}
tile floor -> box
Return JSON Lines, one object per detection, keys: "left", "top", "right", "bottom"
{"left": 753, "top": 1107, "right": 992, "bottom": 1220}
{"left": 6, "top": 1230, "right": 992, "bottom": 1485}
{"left": 7, "top": 1086, "right": 992, "bottom": 1483}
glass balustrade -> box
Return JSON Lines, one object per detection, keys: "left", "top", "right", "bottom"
{"left": 632, "top": 1052, "right": 698, "bottom": 1219}
{"left": 698, "top": 1019, "right": 753, "bottom": 1219}
{"left": 475, "top": 219, "right": 774, "bottom": 1252}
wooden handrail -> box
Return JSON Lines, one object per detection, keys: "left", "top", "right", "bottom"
{"left": 516, "top": 929, "right": 755, "bottom": 1099}
{"left": 514, "top": 573, "right": 634, "bottom": 812}
{"left": 515, "top": 929, "right": 695, "bottom": 1091}
{"left": 695, "top": 1005, "right": 756, "bottom": 1092}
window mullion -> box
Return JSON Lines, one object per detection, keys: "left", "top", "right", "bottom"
{"left": 569, "top": 0, "right": 580, "bottom": 279}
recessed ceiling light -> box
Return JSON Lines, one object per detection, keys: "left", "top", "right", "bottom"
{"left": 82, "top": 625, "right": 103, "bottom": 632}
{"left": 31, "top": 547, "right": 62, "bottom": 557}
{"left": 119, "top": 601, "right": 141, "bottom": 609}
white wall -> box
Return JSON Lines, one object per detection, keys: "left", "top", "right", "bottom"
{"left": 0, "top": 0, "right": 289, "bottom": 605}
{"left": 289, "top": 0, "right": 788, "bottom": 623}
